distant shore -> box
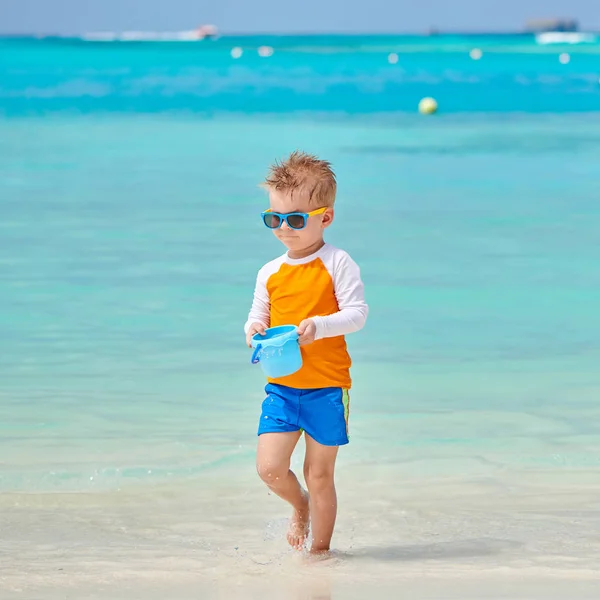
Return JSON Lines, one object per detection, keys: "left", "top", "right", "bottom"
{"left": 1, "top": 29, "right": 599, "bottom": 40}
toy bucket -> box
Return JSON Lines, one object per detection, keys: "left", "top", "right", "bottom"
{"left": 251, "top": 325, "right": 302, "bottom": 378}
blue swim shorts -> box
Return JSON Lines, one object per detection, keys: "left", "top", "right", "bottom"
{"left": 258, "top": 383, "right": 350, "bottom": 446}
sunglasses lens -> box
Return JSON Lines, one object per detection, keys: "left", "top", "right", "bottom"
{"left": 263, "top": 213, "right": 281, "bottom": 229}
{"left": 286, "top": 214, "right": 306, "bottom": 230}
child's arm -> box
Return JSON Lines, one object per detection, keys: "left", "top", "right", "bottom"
{"left": 244, "top": 268, "right": 271, "bottom": 341}
{"left": 310, "top": 252, "right": 368, "bottom": 340}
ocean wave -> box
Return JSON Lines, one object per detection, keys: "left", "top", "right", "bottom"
{"left": 536, "top": 33, "right": 598, "bottom": 45}
{"left": 0, "top": 80, "right": 112, "bottom": 99}
{"left": 81, "top": 30, "right": 211, "bottom": 43}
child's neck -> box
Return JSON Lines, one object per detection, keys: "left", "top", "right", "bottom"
{"left": 287, "top": 238, "right": 325, "bottom": 260}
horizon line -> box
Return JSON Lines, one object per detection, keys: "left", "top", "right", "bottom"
{"left": 1, "top": 29, "right": 598, "bottom": 38}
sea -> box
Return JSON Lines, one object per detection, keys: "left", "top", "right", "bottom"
{"left": 1, "top": 33, "right": 600, "bottom": 599}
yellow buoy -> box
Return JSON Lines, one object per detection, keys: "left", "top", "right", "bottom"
{"left": 419, "top": 97, "right": 438, "bottom": 115}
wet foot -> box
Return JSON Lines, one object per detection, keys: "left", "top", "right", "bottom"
{"left": 306, "top": 548, "right": 334, "bottom": 563}
{"left": 287, "top": 490, "right": 310, "bottom": 551}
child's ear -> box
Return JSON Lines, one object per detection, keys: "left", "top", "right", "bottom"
{"left": 322, "top": 207, "right": 334, "bottom": 228}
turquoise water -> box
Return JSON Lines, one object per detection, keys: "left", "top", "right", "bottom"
{"left": 1, "top": 35, "right": 600, "bottom": 596}
{"left": 2, "top": 33, "right": 600, "bottom": 114}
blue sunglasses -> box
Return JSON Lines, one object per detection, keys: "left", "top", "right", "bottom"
{"left": 261, "top": 207, "right": 327, "bottom": 230}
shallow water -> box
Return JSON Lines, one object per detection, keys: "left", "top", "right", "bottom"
{"left": 1, "top": 35, "right": 600, "bottom": 597}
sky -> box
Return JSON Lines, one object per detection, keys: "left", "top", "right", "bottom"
{"left": 0, "top": 0, "right": 598, "bottom": 35}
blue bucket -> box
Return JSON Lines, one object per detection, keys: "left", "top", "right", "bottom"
{"left": 251, "top": 325, "right": 302, "bottom": 378}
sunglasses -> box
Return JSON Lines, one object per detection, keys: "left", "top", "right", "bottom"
{"left": 261, "top": 207, "right": 327, "bottom": 230}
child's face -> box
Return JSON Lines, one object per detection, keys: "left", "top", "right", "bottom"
{"left": 267, "top": 189, "right": 333, "bottom": 254}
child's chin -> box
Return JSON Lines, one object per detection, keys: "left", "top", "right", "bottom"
{"left": 279, "top": 238, "right": 300, "bottom": 249}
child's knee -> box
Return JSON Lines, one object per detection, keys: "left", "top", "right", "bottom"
{"left": 304, "top": 464, "right": 334, "bottom": 490}
{"left": 256, "top": 460, "right": 288, "bottom": 486}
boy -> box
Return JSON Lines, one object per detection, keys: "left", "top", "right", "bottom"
{"left": 245, "top": 151, "right": 368, "bottom": 554}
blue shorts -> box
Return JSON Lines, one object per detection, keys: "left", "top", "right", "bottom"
{"left": 258, "top": 383, "right": 350, "bottom": 447}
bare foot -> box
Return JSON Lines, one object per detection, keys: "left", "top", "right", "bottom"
{"left": 305, "top": 548, "right": 335, "bottom": 564}
{"left": 287, "top": 489, "right": 310, "bottom": 551}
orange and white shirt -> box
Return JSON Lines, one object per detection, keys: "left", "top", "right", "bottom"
{"left": 245, "top": 243, "right": 368, "bottom": 389}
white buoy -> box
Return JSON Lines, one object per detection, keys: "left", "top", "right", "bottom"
{"left": 231, "top": 47, "right": 243, "bottom": 59}
{"left": 559, "top": 52, "right": 570, "bottom": 64}
{"left": 470, "top": 48, "right": 483, "bottom": 60}
{"left": 388, "top": 52, "right": 399, "bottom": 64}
{"left": 258, "top": 45, "right": 274, "bottom": 57}
{"left": 418, "top": 97, "right": 438, "bottom": 115}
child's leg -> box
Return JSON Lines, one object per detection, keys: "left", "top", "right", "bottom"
{"left": 256, "top": 431, "right": 310, "bottom": 550}
{"left": 303, "top": 434, "right": 339, "bottom": 554}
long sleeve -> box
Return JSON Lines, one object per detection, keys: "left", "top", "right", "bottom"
{"left": 311, "top": 252, "right": 368, "bottom": 340}
{"left": 244, "top": 268, "right": 271, "bottom": 335}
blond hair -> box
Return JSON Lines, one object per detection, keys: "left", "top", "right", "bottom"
{"left": 263, "top": 151, "right": 337, "bottom": 207}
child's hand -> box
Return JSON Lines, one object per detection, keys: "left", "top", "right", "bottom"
{"left": 246, "top": 322, "right": 266, "bottom": 347}
{"left": 297, "top": 319, "right": 317, "bottom": 346}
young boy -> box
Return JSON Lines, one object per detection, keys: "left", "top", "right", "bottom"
{"left": 245, "top": 151, "right": 368, "bottom": 554}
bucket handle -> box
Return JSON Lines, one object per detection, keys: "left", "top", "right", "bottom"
{"left": 251, "top": 344, "right": 262, "bottom": 364}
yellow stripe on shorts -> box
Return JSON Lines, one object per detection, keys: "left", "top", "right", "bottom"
{"left": 342, "top": 389, "right": 350, "bottom": 439}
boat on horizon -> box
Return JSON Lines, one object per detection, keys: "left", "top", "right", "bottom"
{"left": 525, "top": 18, "right": 579, "bottom": 33}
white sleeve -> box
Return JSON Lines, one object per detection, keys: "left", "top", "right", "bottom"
{"left": 311, "top": 252, "right": 368, "bottom": 340}
{"left": 244, "top": 269, "right": 271, "bottom": 334}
